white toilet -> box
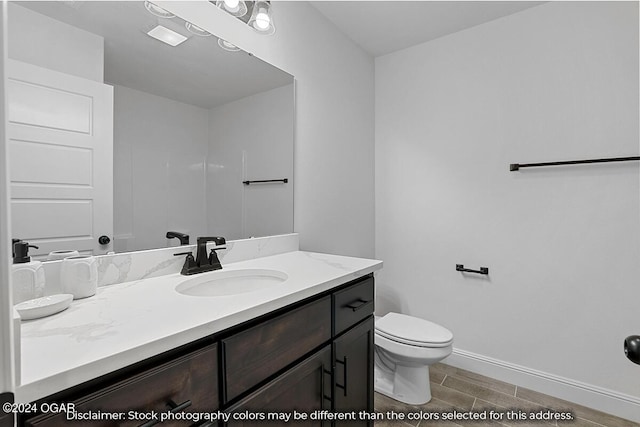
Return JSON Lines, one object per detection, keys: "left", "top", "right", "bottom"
{"left": 374, "top": 312, "right": 453, "bottom": 405}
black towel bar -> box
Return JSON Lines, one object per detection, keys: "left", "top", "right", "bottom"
{"left": 510, "top": 156, "right": 639, "bottom": 171}
{"left": 243, "top": 178, "right": 288, "bottom": 185}
{"left": 456, "top": 264, "right": 489, "bottom": 275}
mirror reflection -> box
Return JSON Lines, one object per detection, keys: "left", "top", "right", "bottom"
{"left": 7, "top": 1, "right": 294, "bottom": 258}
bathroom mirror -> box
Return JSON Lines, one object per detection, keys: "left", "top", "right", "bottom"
{"left": 6, "top": 1, "right": 294, "bottom": 257}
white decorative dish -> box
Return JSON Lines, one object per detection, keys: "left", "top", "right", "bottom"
{"left": 15, "top": 294, "right": 74, "bottom": 320}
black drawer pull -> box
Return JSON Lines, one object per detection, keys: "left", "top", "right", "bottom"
{"left": 321, "top": 366, "right": 332, "bottom": 408}
{"left": 138, "top": 399, "right": 192, "bottom": 427}
{"left": 345, "top": 299, "right": 372, "bottom": 312}
{"left": 335, "top": 356, "right": 348, "bottom": 397}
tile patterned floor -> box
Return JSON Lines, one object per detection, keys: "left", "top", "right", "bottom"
{"left": 373, "top": 363, "right": 639, "bottom": 427}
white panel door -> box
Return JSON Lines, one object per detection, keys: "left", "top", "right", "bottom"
{"left": 7, "top": 59, "right": 113, "bottom": 257}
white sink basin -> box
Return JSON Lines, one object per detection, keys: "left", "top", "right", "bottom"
{"left": 175, "top": 269, "right": 288, "bottom": 297}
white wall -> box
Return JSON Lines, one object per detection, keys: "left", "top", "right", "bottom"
{"left": 7, "top": 3, "right": 103, "bottom": 82}
{"left": 114, "top": 84, "right": 294, "bottom": 250}
{"left": 376, "top": 0, "right": 639, "bottom": 418}
{"left": 160, "top": 1, "right": 375, "bottom": 258}
{"left": 207, "top": 84, "right": 294, "bottom": 240}
{"left": 113, "top": 85, "right": 209, "bottom": 252}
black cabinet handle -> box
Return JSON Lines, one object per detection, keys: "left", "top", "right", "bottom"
{"left": 167, "top": 399, "right": 192, "bottom": 413}
{"left": 335, "top": 356, "right": 348, "bottom": 397}
{"left": 98, "top": 235, "right": 111, "bottom": 245}
{"left": 137, "top": 399, "right": 192, "bottom": 427}
{"left": 345, "top": 299, "right": 372, "bottom": 312}
{"left": 321, "top": 365, "right": 332, "bottom": 408}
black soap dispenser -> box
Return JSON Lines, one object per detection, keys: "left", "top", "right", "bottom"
{"left": 12, "top": 238, "right": 22, "bottom": 260}
{"left": 11, "top": 241, "right": 45, "bottom": 304}
{"left": 13, "top": 241, "right": 37, "bottom": 264}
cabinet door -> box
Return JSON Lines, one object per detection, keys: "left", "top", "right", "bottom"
{"left": 25, "top": 344, "right": 218, "bottom": 427}
{"left": 333, "top": 317, "right": 374, "bottom": 426}
{"left": 226, "top": 346, "right": 332, "bottom": 426}
{"left": 223, "top": 296, "right": 331, "bottom": 402}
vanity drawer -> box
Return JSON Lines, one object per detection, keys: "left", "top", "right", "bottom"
{"left": 223, "top": 296, "right": 331, "bottom": 402}
{"left": 225, "top": 345, "right": 332, "bottom": 426}
{"left": 333, "top": 276, "right": 374, "bottom": 335}
{"left": 25, "top": 344, "right": 218, "bottom": 427}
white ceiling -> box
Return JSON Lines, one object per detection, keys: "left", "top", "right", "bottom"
{"left": 16, "top": 1, "right": 547, "bottom": 103}
{"left": 310, "top": 1, "right": 545, "bottom": 57}
{"left": 16, "top": 2, "right": 293, "bottom": 109}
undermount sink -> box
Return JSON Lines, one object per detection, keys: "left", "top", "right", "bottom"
{"left": 175, "top": 269, "right": 288, "bottom": 297}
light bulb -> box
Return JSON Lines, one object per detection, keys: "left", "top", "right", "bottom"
{"left": 255, "top": 12, "right": 270, "bottom": 30}
{"left": 248, "top": 1, "right": 275, "bottom": 35}
{"left": 224, "top": 0, "right": 240, "bottom": 11}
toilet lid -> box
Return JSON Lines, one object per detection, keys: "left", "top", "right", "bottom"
{"left": 376, "top": 313, "right": 453, "bottom": 347}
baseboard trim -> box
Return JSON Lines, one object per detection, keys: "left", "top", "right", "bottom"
{"left": 446, "top": 348, "right": 640, "bottom": 424}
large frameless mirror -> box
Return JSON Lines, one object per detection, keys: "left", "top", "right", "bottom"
{"left": 6, "top": 1, "right": 294, "bottom": 257}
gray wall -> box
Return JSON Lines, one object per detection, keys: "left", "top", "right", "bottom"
{"left": 376, "top": 0, "right": 639, "bottom": 411}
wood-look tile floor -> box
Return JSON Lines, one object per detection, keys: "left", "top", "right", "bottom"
{"left": 373, "top": 363, "right": 639, "bottom": 427}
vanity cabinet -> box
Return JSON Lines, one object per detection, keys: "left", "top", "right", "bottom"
{"left": 22, "top": 275, "right": 374, "bottom": 427}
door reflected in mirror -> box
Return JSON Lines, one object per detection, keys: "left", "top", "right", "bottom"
{"left": 7, "top": 1, "right": 294, "bottom": 258}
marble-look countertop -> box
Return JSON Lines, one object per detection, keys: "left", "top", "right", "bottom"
{"left": 16, "top": 251, "right": 382, "bottom": 403}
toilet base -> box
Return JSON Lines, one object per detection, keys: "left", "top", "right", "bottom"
{"left": 374, "top": 362, "right": 432, "bottom": 405}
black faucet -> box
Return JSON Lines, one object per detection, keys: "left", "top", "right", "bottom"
{"left": 174, "top": 236, "right": 226, "bottom": 275}
{"left": 166, "top": 231, "right": 190, "bottom": 245}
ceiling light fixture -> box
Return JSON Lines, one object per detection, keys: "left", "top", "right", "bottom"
{"left": 185, "top": 22, "right": 212, "bottom": 37}
{"left": 144, "top": 1, "right": 175, "bottom": 18}
{"left": 214, "top": 0, "right": 275, "bottom": 37}
{"left": 248, "top": 1, "right": 274, "bottom": 34}
{"left": 216, "top": 0, "right": 248, "bottom": 18}
{"left": 218, "top": 39, "right": 241, "bottom": 52}
{"left": 147, "top": 25, "right": 188, "bottom": 46}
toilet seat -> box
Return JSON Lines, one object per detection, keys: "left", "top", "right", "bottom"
{"left": 376, "top": 313, "right": 453, "bottom": 348}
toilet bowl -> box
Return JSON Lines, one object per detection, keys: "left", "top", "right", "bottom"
{"left": 374, "top": 312, "right": 453, "bottom": 405}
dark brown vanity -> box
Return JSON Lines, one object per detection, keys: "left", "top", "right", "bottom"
{"left": 22, "top": 275, "right": 374, "bottom": 426}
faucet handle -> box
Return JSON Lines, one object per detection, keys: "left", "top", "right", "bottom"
{"left": 174, "top": 251, "right": 197, "bottom": 275}
{"left": 173, "top": 251, "right": 193, "bottom": 256}
{"left": 174, "top": 251, "right": 195, "bottom": 264}
{"left": 196, "top": 236, "right": 226, "bottom": 246}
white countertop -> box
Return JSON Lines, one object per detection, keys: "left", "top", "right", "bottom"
{"left": 16, "top": 251, "right": 382, "bottom": 403}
